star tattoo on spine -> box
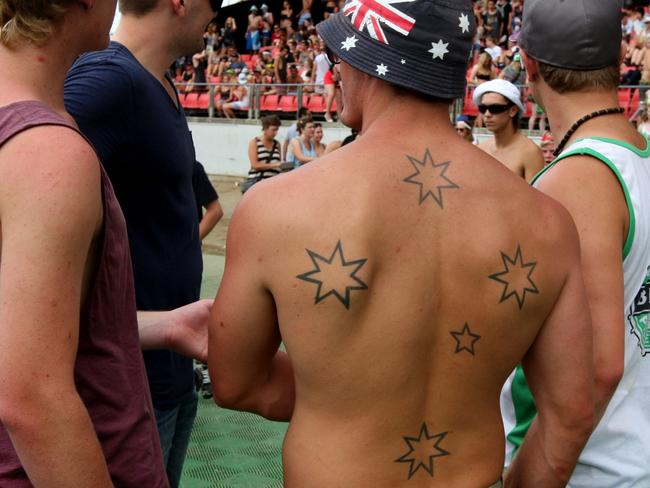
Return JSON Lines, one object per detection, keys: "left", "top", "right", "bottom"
{"left": 395, "top": 423, "right": 450, "bottom": 480}
{"left": 296, "top": 240, "right": 368, "bottom": 310}
{"left": 403, "top": 149, "right": 459, "bottom": 208}
{"left": 450, "top": 323, "right": 481, "bottom": 355}
{"left": 488, "top": 244, "right": 539, "bottom": 310}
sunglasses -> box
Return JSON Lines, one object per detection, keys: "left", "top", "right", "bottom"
{"left": 478, "top": 103, "right": 512, "bottom": 114}
{"left": 325, "top": 45, "right": 341, "bottom": 66}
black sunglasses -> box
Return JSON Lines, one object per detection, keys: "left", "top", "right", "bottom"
{"left": 478, "top": 103, "right": 512, "bottom": 114}
{"left": 325, "top": 45, "right": 340, "bottom": 67}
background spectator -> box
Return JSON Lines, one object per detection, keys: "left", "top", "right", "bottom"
{"left": 243, "top": 115, "right": 284, "bottom": 193}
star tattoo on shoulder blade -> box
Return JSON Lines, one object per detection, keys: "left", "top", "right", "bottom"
{"left": 450, "top": 323, "right": 481, "bottom": 355}
{"left": 395, "top": 423, "right": 450, "bottom": 480}
{"left": 403, "top": 149, "right": 459, "bottom": 208}
{"left": 296, "top": 240, "right": 368, "bottom": 310}
{"left": 488, "top": 244, "right": 539, "bottom": 310}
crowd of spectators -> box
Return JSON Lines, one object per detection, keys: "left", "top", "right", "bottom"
{"left": 173, "top": 1, "right": 650, "bottom": 124}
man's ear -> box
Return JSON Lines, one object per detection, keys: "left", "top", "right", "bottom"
{"left": 171, "top": 0, "right": 186, "bottom": 16}
{"left": 509, "top": 105, "right": 519, "bottom": 119}
{"left": 520, "top": 49, "right": 539, "bottom": 82}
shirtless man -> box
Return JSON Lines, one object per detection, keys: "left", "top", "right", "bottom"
{"left": 209, "top": 1, "right": 594, "bottom": 487}
{"left": 502, "top": 0, "right": 650, "bottom": 486}
{"left": 475, "top": 79, "right": 545, "bottom": 182}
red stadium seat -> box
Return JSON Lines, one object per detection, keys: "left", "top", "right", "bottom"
{"left": 183, "top": 92, "right": 200, "bottom": 110}
{"left": 279, "top": 95, "right": 297, "bottom": 112}
{"left": 261, "top": 94, "right": 279, "bottom": 111}
{"left": 240, "top": 54, "right": 252, "bottom": 62}
{"left": 307, "top": 95, "right": 325, "bottom": 113}
{"left": 209, "top": 75, "right": 221, "bottom": 83}
{"left": 197, "top": 92, "right": 210, "bottom": 110}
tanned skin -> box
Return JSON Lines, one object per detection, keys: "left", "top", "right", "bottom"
{"left": 209, "top": 61, "right": 594, "bottom": 487}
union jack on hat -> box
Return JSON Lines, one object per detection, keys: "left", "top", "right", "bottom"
{"left": 316, "top": 0, "right": 475, "bottom": 100}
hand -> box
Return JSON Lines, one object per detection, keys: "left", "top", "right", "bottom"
{"left": 166, "top": 299, "right": 213, "bottom": 362}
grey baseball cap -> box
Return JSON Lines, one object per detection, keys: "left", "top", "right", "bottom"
{"left": 317, "top": 0, "right": 476, "bottom": 100}
{"left": 519, "top": 0, "right": 622, "bottom": 70}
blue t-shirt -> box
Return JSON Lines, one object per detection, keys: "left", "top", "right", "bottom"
{"left": 64, "top": 42, "right": 201, "bottom": 409}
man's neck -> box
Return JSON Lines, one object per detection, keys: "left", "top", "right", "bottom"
{"left": 540, "top": 87, "right": 628, "bottom": 147}
{"left": 112, "top": 16, "right": 177, "bottom": 83}
{"left": 493, "top": 123, "right": 518, "bottom": 147}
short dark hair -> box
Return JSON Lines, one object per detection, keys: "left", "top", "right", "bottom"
{"left": 119, "top": 0, "right": 158, "bottom": 16}
{"left": 261, "top": 115, "right": 281, "bottom": 130}
{"left": 538, "top": 61, "right": 620, "bottom": 94}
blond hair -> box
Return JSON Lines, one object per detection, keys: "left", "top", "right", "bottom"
{"left": 0, "top": 0, "right": 76, "bottom": 46}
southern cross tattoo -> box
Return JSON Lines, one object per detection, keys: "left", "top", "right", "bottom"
{"left": 395, "top": 423, "right": 450, "bottom": 480}
{"left": 450, "top": 323, "right": 481, "bottom": 355}
{"left": 296, "top": 240, "right": 368, "bottom": 310}
{"left": 403, "top": 149, "right": 459, "bottom": 208}
{"left": 488, "top": 244, "right": 539, "bottom": 310}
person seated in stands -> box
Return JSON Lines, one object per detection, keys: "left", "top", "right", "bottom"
{"left": 207, "top": 47, "right": 222, "bottom": 78}
{"left": 222, "top": 73, "right": 251, "bottom": 119}
{"left": 229, "top": 52, "right": 247, "bottom": 74}
{"left": 313, "top": 123, "right": 326, "bottom": 156}
{"left": 215, "top": 73, "right": 233, "bottom": 117}
{"left": 469, "top": 52, "right": 497, "bottom": 86}
{"left": 242, "top": 115, "right": 284, "bottom": 193}
{"left": 288, "top": 116, "right": 317, "bottom": 168}
{"left": 181, "top": 62, "right": 195, "bottom": 94}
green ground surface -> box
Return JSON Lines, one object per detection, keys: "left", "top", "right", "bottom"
{"left": 180, "top": 254, "right": 288, "bottom": 487}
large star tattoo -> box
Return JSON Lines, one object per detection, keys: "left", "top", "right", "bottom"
{"left": 395, "top": 423, "right": 450, "bottom": 480}
{"left": 450, "top": 323, "right": 481, "bottom": 355}
{"left": 296, "top": 240, "right": 368, "bottom": 310}
{"left": 403, "top": 149, "right": 459, "bottom": 208}
{"left": 488, "top": 244, "right": 539, "bottom": 310}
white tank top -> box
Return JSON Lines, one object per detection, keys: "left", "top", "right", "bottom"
{"left": 500, "top": 137, "right": 650, "bottom": 487}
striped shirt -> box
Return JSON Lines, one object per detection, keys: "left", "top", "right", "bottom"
{"left": 248, "top": 137, "right": 281, "bottom": 180}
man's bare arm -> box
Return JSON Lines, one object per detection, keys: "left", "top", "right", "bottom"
{"left": 536, "top": 156, "right": 627, "bottom": 421}
{"left": 0, "top": 128, "right": 113, "bottom": 487}
{"left": 138, "top": 299, "right": 212, "bottom": 362}
{"left": 506, "top": 209, "right": 594, "bottom": 487}
{"left": 209, "top": 191, "right": 295, "bottom": 421}
{"left": 199, "top": 199, "right": 224, "bottom": 240}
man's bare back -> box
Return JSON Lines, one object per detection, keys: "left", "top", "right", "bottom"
{"left": 211, "top": 122, "right": 592, "bottom": 487}
{"left": 479, "top": 132, "right": 544, "bottom": 181}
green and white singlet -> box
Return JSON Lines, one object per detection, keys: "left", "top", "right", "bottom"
{"left": 500, "top": 137, "right": 650, "bottom": 487}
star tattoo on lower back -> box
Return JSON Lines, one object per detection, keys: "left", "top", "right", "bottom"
{"left": 395, "top": 423, "right": 450, "bottom": 480}
{"left": 488, "top": 244, "right": 539, "bottom": 310}
{"left": 450, "top": 323, "right": 481, "bottom": 355}
{"left": 296, "top": 240, "right": 368, "bottom": 310}
{"left": 403, "top": 149, "right": 459, "bottom": 208}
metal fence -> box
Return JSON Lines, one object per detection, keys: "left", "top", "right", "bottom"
{"left": 175, "top": 82, "right": 649, "bottom": 123}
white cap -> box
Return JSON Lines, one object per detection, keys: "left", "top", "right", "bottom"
{"left": 472, "top": 79, "right": 524, "bottom": 113}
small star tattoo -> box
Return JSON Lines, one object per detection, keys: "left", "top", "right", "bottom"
{"left": 296, "top": 240, "right": 368, "bottom": 310}
{"left": 395, "top": 423, "right": 450, "bottom": 480}
{"left": 403, "top": 149, "right": 459, "bottom": 208}
{"left": 428, "top": 39, "right": 449, "bottom": 60}
{"left": 450, "top": 323, "right": 481, "bottom": 355}
{"left": 488, "top": 244, "right": 539, "bottom": 310}
{"left": 341, "top": 35, "right": 359, "bottom": 51}
{"left": 458, "top": 13, "right": 470, "bottom": 34}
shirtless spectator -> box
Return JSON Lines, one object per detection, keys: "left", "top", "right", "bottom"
{"left": 208, "top": 2, "right": 594, "bottom": 487}
{"left": 475, "top": 79, "right": 545, "bottom": 181}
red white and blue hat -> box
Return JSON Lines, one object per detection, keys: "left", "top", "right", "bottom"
{"left": 316, "top": 0, "right": 476, "bottom": 100}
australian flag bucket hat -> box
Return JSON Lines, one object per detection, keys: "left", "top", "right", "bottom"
{"left": 317, "top": 0, "right": 476, "bottom": 100}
